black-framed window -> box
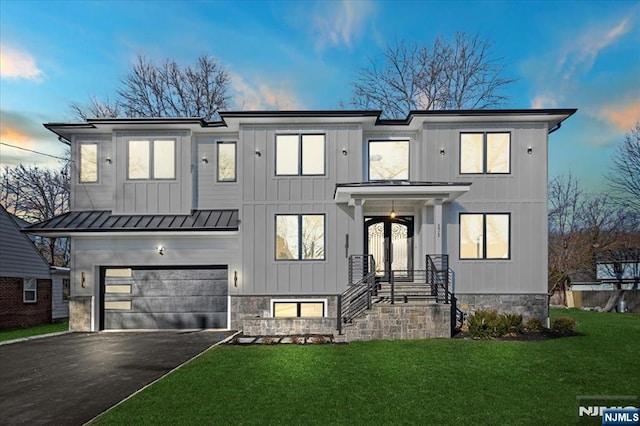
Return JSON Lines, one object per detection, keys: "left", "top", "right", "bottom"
{"left": 460, "top": 132, "right": 510, "bottom": 174}
{"left": 275, "top": 214, "right": 325, "bottom": 260}
{"left": 79, "top": 143, "right": 98, "bottom": 183}
{"left": 23, "top": 278, "right": 37, "bottom": 303}
{"left": 127, "top": 139, "right": 176, "bottom": 180}
{"left": 368, "top": 140, "right": 409, "bottom": 180}
{"left": 460, "top": 213, "right": 510, "bottom": 259}
{"left": 272, "top": 300, "right": 325, "bottom": 317}
{"left": 62, "top": 278, "right": 70, "bottom": 301}
{"left": 275, "top": 134, "right": 325, "bottom": 176}
{"left": 217, "top": 141, "right": 236, "bottom": 182}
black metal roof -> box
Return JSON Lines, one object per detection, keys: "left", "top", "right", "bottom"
{"left": 23, "top": 210, "right": 239, "bottom": 233}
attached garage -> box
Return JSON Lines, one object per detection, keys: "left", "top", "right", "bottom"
{"left": 101, "top": 266, "right": 228, "bottom": 330}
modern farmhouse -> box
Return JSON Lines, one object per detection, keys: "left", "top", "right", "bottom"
{"left": 26, "top": 109, "right": 576, "bottom": 340}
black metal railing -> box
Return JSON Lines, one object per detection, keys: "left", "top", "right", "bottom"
{"left": 338, "top": 255, "right": 376, "bottom": 334}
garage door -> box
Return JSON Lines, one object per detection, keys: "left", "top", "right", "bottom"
{"left": 102, "top": 267, "right": 228, "bottom": 330}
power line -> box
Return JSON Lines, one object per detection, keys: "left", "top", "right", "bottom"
{"left": 0, "top": 141, "right": 69, "bottom": 161}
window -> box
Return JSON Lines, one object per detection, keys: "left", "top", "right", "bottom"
{"left": 217, "top": 141, "right": 236, "bottom": 182}
{"left": 275, "top": 134, "right": 325, "bottom": 176}
{"left": 79, "top": 143, "right": 98, "bottom": 183}
{"left": 460, "top": 213, "right": 510, "bottom": 259}
{"left": 272, "top": 300, "right": 325, "bottom": 317}
{"left": 460, "top": 132, "right": 510, "bottom": 174}
{"left": 23, "top": 278, "right": 37, "bottom": 303}
{"left": 368, "top": 140, "right": 409, "bottom": 180}
{"left": 62, "top": 279, "right": 70, "bottom": 301}
{"left": 275, "top": 214, "right": 325, "bottom": 260}
{"left": 128, "top": 139, "right": 175, "bottom": 180}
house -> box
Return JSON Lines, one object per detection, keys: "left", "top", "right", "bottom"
{"left": 25, "top": 109, "right": 576, "bottom": 339}
{"left": 0, "top": 206, "right": 70, "bottom": 329}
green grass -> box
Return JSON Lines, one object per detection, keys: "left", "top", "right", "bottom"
{"left": 93, "top": 310, "right": 639, "bottom": 425}
{"left": 0, "top": 321, "right": 68, "bottom": 342}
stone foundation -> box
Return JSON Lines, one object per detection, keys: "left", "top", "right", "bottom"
{"left": 69, "top": 296, "right": 92, "bottom": 331}
{"left": 242, "top": 317, "right": 337, "bottom": 336}
{"left": 455, "top": 294, "right": 548, "bottom": 322}
{"left": 344, "top": 303, "right": 452, "bottom": 341}
{"left": 230, "top": 295, "right": 337, "bottom": 330}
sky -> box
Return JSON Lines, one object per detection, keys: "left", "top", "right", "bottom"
{"left": 1, "top": 0, "right": 639, "bottom": 194}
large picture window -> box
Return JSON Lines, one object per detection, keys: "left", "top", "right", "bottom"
{"left": 275, "top": 214, "right": 325, "bottom": 260}
{"left": 460, "top": 132, "right": 510, "bottom": 174}
{"left": 217, "top": 141, "right": 236, "bottom": 182}
{"left": 272, "top": 300, "right": 325, "bottom": 317}
{"left": 275, "top": 134, "right": 325, "bottom": 176}
{"left": 128, "top": 139, "right": 175, "bottom": 180}
{"left": 79, "top": 143, "right": 98, "bottom": 183}
{"left": 460, "top": 213, "right": 510, "bottom": 259}
{"left": 368, "top": 140, "right": 409, "bottom": 180}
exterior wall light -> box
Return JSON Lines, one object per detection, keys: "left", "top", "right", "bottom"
{"left": 342, "top": 148, "right": 348, "bottom": 156}
{"left": 439, "top": 147, "right": 445, "bottom": 155}
{"left": 527, "top": 147, "right": 533, "bottom": 154}
{"left": 106, "top": 157, "right": 112, "bottom": 164}
{"left": 234, "top": 270, "right": 238, "bottom": 287}
{"left": 156, "top": 246, "right": 165, "bottom": 256}
{"left": 202, "top": 156, "right": 209, "bottom": 164}
{"left": 255, "top": 149, "right": 262, "bottom": 157}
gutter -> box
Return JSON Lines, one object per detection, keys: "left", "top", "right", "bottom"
{"left": 548, "top": 122, "right": 562, "bottom": 134}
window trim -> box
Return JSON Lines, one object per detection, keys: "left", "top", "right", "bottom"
{"left": 367, "top": 139, "right": 411, "bottom": 181}
{"left": 275, "top": 133, "right": 326, "bottom": 177}
{"left": 271, "top": 298, "right": 327, "bottom": 317}
{"left": 79, "top": 142, "right": 99, "bottom": 183}
{"left": 275, "top": 213, "right": 326, "bottom": 261}
{"left": 126, "top": 139, "right": 177, "bottom": 181}
{"left": 23, "top": 278, "right": 37, "bottom": 303}
{"left": 459, "top": 132, "right": 511, "bottom": 175}
{"left": 459, "top": 212, "right": 511, "bottom": 260}
{"left": 216, "top": 141, "right": 237, "bottom": 182}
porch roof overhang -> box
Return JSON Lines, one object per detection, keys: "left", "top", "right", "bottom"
{"left": 334, "top": 181, "right": 472, "bottom": 206}
{"left": 21, "top": 209, "right": 239, "bottom": 237}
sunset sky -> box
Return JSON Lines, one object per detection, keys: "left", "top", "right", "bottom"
{"left": 1, "top": 0, "right": 638, "bottom": 194}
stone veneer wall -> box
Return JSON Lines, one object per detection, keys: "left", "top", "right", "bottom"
{"left": 230, "top": 295, "right": 338, "bottom": 330}
{"left": 243, "top": 317, "right": 337, "bottom": 336}
{"left": 344, "top": 303, "right": 451, "bottom": 341}
{"left": 69, "top": 296, "right": 92, "bottom": 331}
{"left": 455, "top": 294, "right": 548, "bottom": 322}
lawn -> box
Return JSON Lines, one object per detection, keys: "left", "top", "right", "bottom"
{"left": 92, "top": 309, "right": 639, "bottom": 425}
{"left": 0, "top": 321, "right": 68, "bottom": 343}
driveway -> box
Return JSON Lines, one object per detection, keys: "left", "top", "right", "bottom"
{"left": 0, "top": 330, "right": 233, "bottom": 425}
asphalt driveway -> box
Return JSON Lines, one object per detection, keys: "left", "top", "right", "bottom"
{"left": 0, "top": 330, "right": 233, "bottom": 425}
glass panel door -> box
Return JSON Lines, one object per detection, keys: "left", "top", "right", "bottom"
{"left": 365, "top": 217, "right": 413, "bottom": 281}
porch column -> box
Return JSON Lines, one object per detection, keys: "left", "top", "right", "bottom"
{"left": 434, "top": 199, "right": 443, "bottom": 255}
{"left": 353, "top": 199, "right": 364, "bottom": 255}
{"left": 421, "top": 204, "right": 429, "bottom": 269}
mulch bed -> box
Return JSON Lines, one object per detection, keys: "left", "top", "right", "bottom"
{"left": 452, "top": 329, "right": 585, "bottom": 341}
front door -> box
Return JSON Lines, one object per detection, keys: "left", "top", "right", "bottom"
{"left": 365, "top": 216, "right": 414, "bottom": 281}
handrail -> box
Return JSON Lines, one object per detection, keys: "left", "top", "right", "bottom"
{"left": 338, "top": 255, "right": 376, "bottom": 334}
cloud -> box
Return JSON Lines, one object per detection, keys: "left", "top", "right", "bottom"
{"left": 530, "top": 94, "right": 558, "bottom": 109}
{"left": 229, "top": 73, "right": 302, "bottom": 111}
{"left": 601, "top": 101, "right": 640, "bottom": 131}
{"left": 0, "top": 110, "right": 63, "bottom": 168}
{"left": 0, "top": 45, "right": 45, "bottom": 82}
{"left": 311, "top": 0, "right": 376, "bottom": 50}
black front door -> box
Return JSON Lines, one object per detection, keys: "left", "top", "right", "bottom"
{"left": 365, "top": 216, "right": 414, "bottom": 281}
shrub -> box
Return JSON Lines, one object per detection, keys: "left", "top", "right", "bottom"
{"left": 467, "top": 309, "right": 505, "bottom": 338}
{"left": 525, "top": 317, "right": 545, "bottom": 332}
{"left": 502, "top": 313, "right": 524, "bottom": 335}
{"left": 551, "top": 316, "right": 577, "bottom": 333}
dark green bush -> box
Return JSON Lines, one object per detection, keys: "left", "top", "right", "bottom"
{"left": 502, "top": 313, "right": 524, "bottom": 334}
{"left": 551, "top": 316, "right": 577, "bottom": 333}
{"left": 525, "top": 317, "right": 545, "bottom": 332}
{"left": 467, "top": 310, "right": 505, "bottom": 338}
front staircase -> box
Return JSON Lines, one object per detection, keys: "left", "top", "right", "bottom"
{"left": 337, "top": 254, "right": 462, "bottom": 341}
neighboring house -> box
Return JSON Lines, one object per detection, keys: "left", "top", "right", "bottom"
{"left": 26, "top": 109, "right": 575, "bottom": 339}
{"left": 0, "top": 206, "right": 70, "bottom": 329}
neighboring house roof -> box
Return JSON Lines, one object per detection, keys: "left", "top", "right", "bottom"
{"left": 0, "top": 206, "right": 51, "bottom": 278}
{"left": 44, "top": 108, "right": 577, "bottom": 140}
{"left": 23, "top": 210, "right": 239, "bottom": 234}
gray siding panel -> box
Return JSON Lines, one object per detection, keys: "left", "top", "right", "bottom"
{"left": 0, "top": 208, "right": 50, "bottom": 278}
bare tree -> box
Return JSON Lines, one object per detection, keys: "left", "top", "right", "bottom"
{"left": 0, "top": 162, "right": 70, "bottom": 266}
{"left": 345, "top": 33, "right": 514, "bottom": 118}
{"left": 71, "top": 54, "right": 230, "bottom": 121}
{"left": 606, "top": 121, "right": 640, "bottom": 211}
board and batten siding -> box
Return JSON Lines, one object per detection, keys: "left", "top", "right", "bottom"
{"left": 194, "top": 133, "right": 241, "bottom": 210}
{"left": 113, "top": 131, "right": 192, "bottom": 214}
{"left": 421, "top": 123, "right": 549, "bottom": 295}
{"left": 239, "top": 125, "right": 362, "bottom": 295}
{"left": 71, "top": 135, "right": 113, "bottom": 211}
